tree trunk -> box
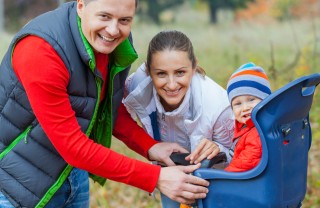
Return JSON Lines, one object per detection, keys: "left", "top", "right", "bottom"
{"left": 208, "top": 1, "right": 218, "bottom": 24}
{"left": 0, "top": 0, "right": 4, "bottom": 33}
{"left": 147, "top": 0, "right": 160, "bottom": 24}
{"left": 58, "top": 0, "right": 65, "bottom": 6}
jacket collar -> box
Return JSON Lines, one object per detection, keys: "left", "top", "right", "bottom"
{"left": 233, "top": 118, "right": 255, "bottom": 140}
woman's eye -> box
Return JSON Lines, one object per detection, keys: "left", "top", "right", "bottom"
{"left": 176, "top": 71, "right": 185, "bottom": 77}
{"left": 157, "top": 72, "right": 166, "bottom": 78}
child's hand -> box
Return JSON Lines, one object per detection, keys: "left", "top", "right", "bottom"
{"left": 185, "top": 138, "right": 220, "bottom": 165}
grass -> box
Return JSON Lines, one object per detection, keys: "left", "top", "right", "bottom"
{"left": 1, "top": 3, "right": 320, "bottom": 208}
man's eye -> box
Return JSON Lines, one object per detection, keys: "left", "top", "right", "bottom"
{"left": 99, "top": 15, "right": 110, "bottom": 20}
{"left": 120, "top": 19, "right": 131, "bottom": 25}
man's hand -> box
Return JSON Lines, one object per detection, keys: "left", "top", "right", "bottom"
{"left": 156, "top": 164, "right": 209, "bottom": 204}
{"left": 186, "top": 138, "right": 220, "bottom": 164}
{"left": 148, "top": 142, "right": 189, "bottom": 166}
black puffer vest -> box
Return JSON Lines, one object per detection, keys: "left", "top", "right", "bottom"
{"left": 0, "top": 2, "right": 137, "bottom": 208}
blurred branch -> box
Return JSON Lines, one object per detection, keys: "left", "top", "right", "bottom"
{"left": 269, "top": 41, "right": 301, "bottom": 84}
{"left": 311, "top": 13, "right": 318, "bottom": 69}
{"left": 281, "top": 19, "right": 301, "bottom": 82}
{"left": 268, "top": 41, "right": 277, "bottom": 83}
{"left": 282, "top": 50, "right": 301, "bottom": 81}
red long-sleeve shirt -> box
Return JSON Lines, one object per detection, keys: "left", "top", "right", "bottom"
{"left": 12, "top": 36, "right": 160, "bottom": 193}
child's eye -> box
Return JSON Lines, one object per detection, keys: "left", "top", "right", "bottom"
{"left": 248, "top": 97, "right": 256, "bottom": 102}
{"left": 233, "top": 102, "right": 241, "bottom": 107}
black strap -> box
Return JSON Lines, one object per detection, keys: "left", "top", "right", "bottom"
{"left": 229, "top": 137, "right": 240, "bottom": 158}
{"left": 149, "top": 111, "right": 161, "bottom": 141}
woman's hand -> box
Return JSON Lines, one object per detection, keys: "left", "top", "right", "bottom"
{"left": 185, "top": 138, "right": 220, "bottom": 164}
{"left": 148, "top": 142, "right": 189, "bottom": 166}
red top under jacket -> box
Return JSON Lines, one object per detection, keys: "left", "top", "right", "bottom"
{"left": 12, "top": 35, "right": 160, "bottom": 192}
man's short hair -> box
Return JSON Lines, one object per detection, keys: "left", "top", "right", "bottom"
{"left": 83, "top": 0, "right": 138, "bottom": 8}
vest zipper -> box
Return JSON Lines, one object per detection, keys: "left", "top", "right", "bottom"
{"left": 24, "top": 126, "right": 32, "bottom": 144}
{"left": 0, "top": 125, "right": 32, "bottom": 160}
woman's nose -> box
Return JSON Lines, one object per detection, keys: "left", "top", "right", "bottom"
{"left": 166, "top": 76, "right": 177, "bottom": 89}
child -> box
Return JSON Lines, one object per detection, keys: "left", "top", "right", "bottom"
{"left": 225, "top": 62, "right": 272, "bottom": 172}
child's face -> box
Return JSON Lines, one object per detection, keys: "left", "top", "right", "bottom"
{"left": 231, "top": 95, "right": 262, "bottom": 124}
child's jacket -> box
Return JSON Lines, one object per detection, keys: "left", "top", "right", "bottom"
{"left": 225, "top": 119, "right": 262, "bottom": 172}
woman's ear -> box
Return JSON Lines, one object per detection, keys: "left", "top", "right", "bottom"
{"left": 193, "top": 59, "right": 198, "bottom": 75}
{"left": 144, "top": 62, "right": 150, "bottom": 76}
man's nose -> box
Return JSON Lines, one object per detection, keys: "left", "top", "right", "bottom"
{"left": 105, "top": 20, "right": 119, "bottom": 36}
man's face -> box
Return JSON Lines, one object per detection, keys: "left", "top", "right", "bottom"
{"left": 77, "top": 0, "right": 135, "bottom": 54}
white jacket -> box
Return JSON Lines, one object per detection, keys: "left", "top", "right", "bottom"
{"left": 123, "top": 64, "right": 234, "bottom": 162}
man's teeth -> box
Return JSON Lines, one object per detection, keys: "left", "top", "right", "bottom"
{"left": 101, "top": 35, "right": 115, "bottom": 42}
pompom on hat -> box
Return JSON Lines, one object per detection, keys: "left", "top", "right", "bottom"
{"left": 227, "top": 62, "right": 272, "bottom": 103}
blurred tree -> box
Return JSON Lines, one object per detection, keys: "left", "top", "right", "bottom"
{"left": 272, "top": 0, "right": 300, "bottom": 21}
{"left": 0, "top": 0, "right": 4, "bottom": 33}
{"left": 58, "top": 0, "right": 66, "bottom": 6}
{"left": 4, "top": 0, "right": 58, "bottom": 32}
{"left": 141, "top": 0, "right": 184, "bottom": 24}
{"left": 203, "top": 0, "right": 254, "bottom": 24}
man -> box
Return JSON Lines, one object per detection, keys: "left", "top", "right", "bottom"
{"left": 0, "top": 0, "right": 209, "bottom": 207}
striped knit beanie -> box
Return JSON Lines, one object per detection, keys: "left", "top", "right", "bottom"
{"left": 227, "top": 62, "right": 271, "bottom": 103}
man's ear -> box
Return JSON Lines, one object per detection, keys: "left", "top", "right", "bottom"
{"left": 77, "top": 0, "right": 85, "bottom": 18}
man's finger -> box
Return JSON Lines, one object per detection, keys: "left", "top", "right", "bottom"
{"left": 174, "top": 196, "right": 196, "bottom": 205}
{"left": 181, "top": 189, "right": 207, "bottom": 200}
{"left": 178, "top": 165, "right": 210, "bottom": 187}
{"left": 186, "top": 174, "right": 210, "bottom": 187}
{"left": 163, "top": 157, "right": 176, "bottom": 166}
{"left": 173, "top": 144, "right": 189, "bottom": 153}
{"left": 179, "top": 163, "right": 201, "bottom": 174}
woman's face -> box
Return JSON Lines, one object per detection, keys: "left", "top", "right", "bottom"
{"left": 149, "top": 50, "right": 195, "bottom": 112}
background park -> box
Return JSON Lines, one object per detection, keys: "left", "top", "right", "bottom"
{"left": 0, "top": 0, "right": 319, "bottom": 207}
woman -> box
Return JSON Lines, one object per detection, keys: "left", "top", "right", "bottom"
{"left": 123, "top": 30, "right": 234, "bottom": 208}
